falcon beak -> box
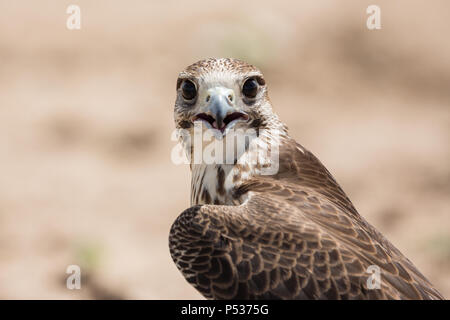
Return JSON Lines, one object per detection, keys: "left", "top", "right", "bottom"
{"left": 192, "top": 87, "right": 248, "bottom": 134}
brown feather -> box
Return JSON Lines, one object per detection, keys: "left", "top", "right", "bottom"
{"left": 169, "top": 140, "right": 444, "bottom": 300}
{"left": 170, "top": 58, "right": 444, "bottom": 300}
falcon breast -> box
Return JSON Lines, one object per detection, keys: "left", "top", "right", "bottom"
{"left": 169, "top": 58, "right": 444, "bottom": 300}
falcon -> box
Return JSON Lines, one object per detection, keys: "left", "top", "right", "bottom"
{"left": 169, "top": 58, "right": 443, "bottom": 300}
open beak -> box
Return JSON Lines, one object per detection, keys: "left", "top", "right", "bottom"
{"left": 192, "top": 87, "right": 248, "bottom": 133}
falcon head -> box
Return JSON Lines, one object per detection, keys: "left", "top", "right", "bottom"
{"left": 174, "top": 58, "right": 279, "bottom": 136}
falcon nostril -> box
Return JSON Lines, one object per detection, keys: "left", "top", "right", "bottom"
{"left": 206, "top": 95, "right": 210, "bottom": 102}
{"left": 228, "top": 94, "right": 233, "bottom": 102}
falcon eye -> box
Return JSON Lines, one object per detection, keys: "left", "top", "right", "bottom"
{"left": 242, "top": 78, "right": 258, "bottom": 98}
{"left": 181, "top": 80, "right": 197, "bottom": 101}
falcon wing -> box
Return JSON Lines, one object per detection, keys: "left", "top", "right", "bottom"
{"left": 169, "top": 191, "right": 443, "bottom": 300}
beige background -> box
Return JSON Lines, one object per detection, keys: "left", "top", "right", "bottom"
{"left": 0, "top": 0, "right": 448, "bottom": 299}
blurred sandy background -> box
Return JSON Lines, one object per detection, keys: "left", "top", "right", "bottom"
{"left": 0, "top": 0, "right": 448, "bottom": 299}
